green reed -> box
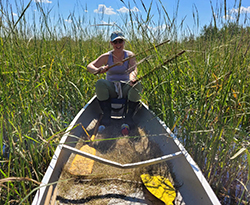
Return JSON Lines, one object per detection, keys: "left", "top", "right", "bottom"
{"left": 0, "top": 0, "right": 249, "bottom": 204}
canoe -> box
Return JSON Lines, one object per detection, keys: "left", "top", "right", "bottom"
{"left": 32, "top": 96, "right": 221, "bottom": 205}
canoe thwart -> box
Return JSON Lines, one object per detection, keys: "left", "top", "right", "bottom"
{"left": 62, "top": 144, "right": 183, "bottom": 169}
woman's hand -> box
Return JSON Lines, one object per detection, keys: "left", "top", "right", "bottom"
{"left": 129, "top": 79, "right": 137, "bottom": 86}
{"left": 87, "top": 53, "right": 109, "bottom": 74}
{"left": 98, "top": 65, "right": 109, "bottom": 74}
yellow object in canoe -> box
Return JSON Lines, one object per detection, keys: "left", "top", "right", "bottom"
{"left": 68, "top": 145, "right": 96, "bottom": 175}
{"left": 141, "top": 174, "right": 176, "bottom": 205}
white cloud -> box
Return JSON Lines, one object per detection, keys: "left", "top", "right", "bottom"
{"left": 13, "top": 13, "right": 18, "bottom": 16}
{"left": 223, "top": 14, "right": 235, "bottom": 20}
{"left": 101, "top": 20, "right": 115, "bottom": 25}
{"left": 65, "top": 19, "right": 72, "bottom": 23}
{"left": 230, "top": 6, "right": 250, "bottom": 14}
{"left": 117, "top": 6, "right": 140, "bottom": 13}
{"left": 149, "top": 24, "right": 170, "bottom": 32}
{"left": 117, "top": 6, "right": 129, "bottom": 13}
{"left": 34, "top": 0, "right": 52, "bottom": 3}
{"left": 131, "top": 6, "right": 140, "bottom": 12}
{"left": 94, "top": 4, "right": 116, "bottom": 15}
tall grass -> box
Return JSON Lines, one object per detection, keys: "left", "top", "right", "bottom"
{"left": 0, "top": 0, "right": 249, "bottom": 204}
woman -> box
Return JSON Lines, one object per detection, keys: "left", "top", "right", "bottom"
{"left": 87, "top": 31, "right": 142, "bottom": 128}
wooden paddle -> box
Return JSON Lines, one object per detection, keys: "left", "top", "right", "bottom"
{"left": 68, "top": 114, "right": 102, "bottom": 175}
{"left": 44, "top": 185, "right": 53, "bottom": 205}
{"left": 50, "top": 185, "right": 58, "bottom": 205}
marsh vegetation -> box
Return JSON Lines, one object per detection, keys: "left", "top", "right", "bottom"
{"left": 0, "top": 0, "right": 249, "bottom": 204}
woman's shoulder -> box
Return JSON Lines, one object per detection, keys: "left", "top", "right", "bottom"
{"left": 124, "top": 50, "right": 134, "bottom": 57}
{"left": 98, "top": 51, "right": 111, "bottom": 61}
{"left": 100, "top": 51, "right": 111, "bottom": 57}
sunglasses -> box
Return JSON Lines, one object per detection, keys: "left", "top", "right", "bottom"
{"left": 112, "top": 39, "right": 124, "bottom": 44}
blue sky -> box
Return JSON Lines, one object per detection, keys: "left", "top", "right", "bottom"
{"left": 6, "top": 0, "right": 250, "bottom": 36}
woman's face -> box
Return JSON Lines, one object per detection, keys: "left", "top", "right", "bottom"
{"left": 111, "top": 39, "right": 125, "bottom": 51}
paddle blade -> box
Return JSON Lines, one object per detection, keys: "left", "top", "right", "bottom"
{"left": 68, "top": 145, "right": 96, "bottom": 175}
{"left": 141, "top": 174, "right": 176, "bottom": 205}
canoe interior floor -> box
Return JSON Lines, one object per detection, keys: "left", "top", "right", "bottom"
{"left": 56, "top": 118, "right": 175, "bottom": 205}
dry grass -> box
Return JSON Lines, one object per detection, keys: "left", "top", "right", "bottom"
{"left": 57, "top": 119, "right": 172, "bottom": 204}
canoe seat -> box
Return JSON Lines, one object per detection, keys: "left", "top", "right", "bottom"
{"left": 110, "top": 98, "right": 127, "bottom": 118}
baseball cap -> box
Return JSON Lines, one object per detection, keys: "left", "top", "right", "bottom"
{"left": 110, "top": 31, "right": 126, "bottom": 42}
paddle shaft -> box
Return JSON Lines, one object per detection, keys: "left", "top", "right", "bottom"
{"left": 50, "top": 186, "right": 58, "bottom": 205}
{"left": 44, "top": 185, "right": 53, "bottom": 205}
{"left": 94, "top": 40, "right": 170, "bottom": 75}
{"left": 90, "top": 114, "right": 103, "bottom": 141}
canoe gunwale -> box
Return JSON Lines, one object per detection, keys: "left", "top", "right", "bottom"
{"left": 134, "top": 104, "right": 221, "bottom": 204}
{"left": 32, "top": 96, "right": 98, "bottom": 205}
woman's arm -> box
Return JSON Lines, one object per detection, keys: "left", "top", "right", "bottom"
{"left": 87, "top": 53, "right": 109, "bottom": 74}
{"left": 127, "top": 51, "right": 137, "bottom": 84}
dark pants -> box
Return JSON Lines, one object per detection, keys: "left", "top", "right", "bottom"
{"left": 95, "top": 79, "right": 142, "bottom": 102}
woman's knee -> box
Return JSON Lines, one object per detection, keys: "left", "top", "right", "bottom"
{"left": 95, "top": 79, "right": 110, "bottom": 101}
{"left": 128, "top": 83, "right": 142, "bottom": 102}
{"left": 95, "top": 79, "right": 107, "bottom": 89}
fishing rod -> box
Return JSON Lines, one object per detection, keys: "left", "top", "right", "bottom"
{"left": 94, "top": 40, "right": 170, "bottom": 75}
{"left": 134, "top": 50, "right": 186, "bottom": 83}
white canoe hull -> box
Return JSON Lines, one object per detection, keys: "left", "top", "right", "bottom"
{"left": 32, "top": 96, "right": 221, "bottom": 205}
